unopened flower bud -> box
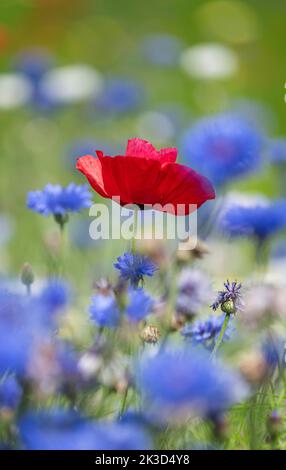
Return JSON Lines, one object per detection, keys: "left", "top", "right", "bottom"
{"left": 54, "top": 213, "right": 69, "bottom": 228}
{"left": 21, "top": 263, "right": 34, "bottom": 287}
{"left": 221, "top": 299, "right": 235, "bottom": 315}
{"left": 140, "top": 325, "right": 160, "bottom": 344}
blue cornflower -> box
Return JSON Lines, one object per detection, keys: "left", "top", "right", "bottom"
{"left": 0, "top": 288, "right": 46, "bottom": 375}
{"left": 19, "top": 409, "right": 97, "bottom": 450}
{"left": 114, "top": 252, "right": 158, "bottom": 287}
{"left": 0, "top": 376, "right": 22, "bottom": 410}
{"left": 14, "top": 50, "right": 53, "bottom": 84}
{"left": 94, "top": 77, "right": 144, "bottom": 115}
{"left": 13, "top": 50, "right": 58, "bottom": 112}
{"left": 220, "top": 200, "right": 286, "bottom": 242}
{"left": 180, "top": 113, "right": 262, "bottom": 186}
{"left": 126, "top": 288, "right": 154, "bottom": 322}
{"left": 27, "top": 183, "right": 92, "bottom": 218}
{"left": 39, "top": 278, "right": 70, "bottom": 318}
{"left": 181, "top": 314, "right": 232, "bottom": 350}
{"left": 19, "top": 408, "right": 151, "bottom": 450}
{"left": 137, "top": 348, "right": 248, "bottom": 419}
{"left": 91, "top": 421, "right": 152, "bottom": 450}
{"left": 141, "top": 34, "right": 183, "bottom": 67}
{"left": 212, "top": 280, "right": 242, "bottom": 313}
{"left": 267, "top": 138, "right": 286, "bottom": 165}
{"left": 89, "top": 294, "right": 120, "bottom": 328}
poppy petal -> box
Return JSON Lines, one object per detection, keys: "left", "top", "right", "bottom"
{"left": 158, "top": 163, "right": 215, "bottom": 215}
{"left": 76, "top": 155, "right": 110, "bottom": 198}
{"left": 125, "top": 138, "right": 177, "bottom": 163}
{"left": 100, "top": 156, "right": 162, "bottom": 206}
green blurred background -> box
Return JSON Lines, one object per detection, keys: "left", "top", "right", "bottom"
{"left": 0, "top": 0, "right": 285, "bottom": 286}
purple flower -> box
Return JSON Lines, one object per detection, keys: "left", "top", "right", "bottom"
{"left": 27, "top": 183, "right": 92, "bottom": 217}
{"left": 212, "top": 280, "right": 242, "bottom": 313}
{"left": 114, "top": 252, "right": 157, "bottom": 287}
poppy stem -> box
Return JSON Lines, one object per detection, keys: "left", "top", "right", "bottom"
{"left": 131, "top": 207, "right": 138, "bottom": 253}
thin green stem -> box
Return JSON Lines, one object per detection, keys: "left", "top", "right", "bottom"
{"left": 58, "top": 223, "right": 66, "bottom": 276}
{"left": 131, "top": 207, "right": 138, "bottom": 253}
{"left": 211, "top": 313, "right": 230, "bottom": 359}
{"left": 119, "top": 385, "right": 129, "bottom": 418}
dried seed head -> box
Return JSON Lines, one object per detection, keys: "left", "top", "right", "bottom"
{"left": 140, "top": 325, "right": 160, "bottom": 344}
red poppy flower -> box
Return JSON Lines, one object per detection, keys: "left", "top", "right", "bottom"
{"left": 76, "top": 138, "right": 215, "bottom": 215}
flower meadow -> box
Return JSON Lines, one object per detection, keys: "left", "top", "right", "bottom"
{"left": 1, "top": 0, "right": 286, "bottom": 454}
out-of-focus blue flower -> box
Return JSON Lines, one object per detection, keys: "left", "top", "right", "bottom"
{"left": 27, "top": 183, "right": 92, "bottom": 217}
{"left": 0, "top": 376, "right": 22, "bottom": 410}
{"left": 39, "top": 278, "right": 70, "bottom": 322}
{"left": 89, "top": 294, "right": 120, "bottom": 328}
{"left": 176, "top": 269, "right": 212, "bottom": 319}
{"left": 13, "top": 50, "right": 57, "bottom": 112}
{"left": 141, "top": 34, "right": 183, "bottom": 67}
{"left": 212, "top": 280, "right": 242, "bottom": 312}
{"left": 220, "top": 200, "right": 286, "bottom": 242}
{"left": 180, "top": 113, "right": 262, "bottom": 186}
{"left": 92, "top": 421, "right": 152, "bottom": 450}
{"left": 114, "top": 252, "right": 157, "bottom": 287}
{"left": 181, "top": 314, "right": 232, "bottom": 350}
{"left": 0, "top": 289, "right": 45, "bottom": 375}
{"left": 19, "top": 408, "right": 151, "bottom": 450}
{"left": 94, "top": 77, "right": 144, "bottom": 115}
{"left": 261, "top": 336, "right": 282, "bottom": 371}
{"left": 126, "top": 288, "right": 154, "bottom": 322}
{"left": 19, "top": 409, "right": 97, "bottom": 450}
{"left": 137, "top": 348, "right": 248, "bottom": 419}
{"left": 14, "top": 50, "right": 53, "bottom": 85}
{"left": 267, "top": 138, "right": 286, "bottom": 165}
